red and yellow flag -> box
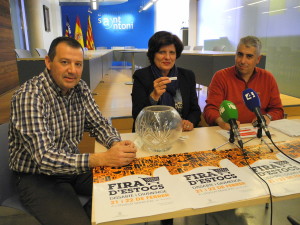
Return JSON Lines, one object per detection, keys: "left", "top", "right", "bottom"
{"left": 74, "top": 15, "right": 84, "bottom": 48}
{"left": 86, "top": 15, "right": 95, "bottom": 50}
{"left": 64, "top": 15, "right": 72, "bottom": 37}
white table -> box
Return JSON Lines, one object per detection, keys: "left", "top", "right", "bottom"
{"left": 92, "top": 125, "right": 300, "bottom": 225}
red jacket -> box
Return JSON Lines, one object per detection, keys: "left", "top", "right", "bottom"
{"left": 203, "top": 66, "right": 284, "bottom": 125}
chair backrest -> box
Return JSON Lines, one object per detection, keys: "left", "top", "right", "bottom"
{"left": 0, "top": 123, "right": 15, "bottom": 204}
{"left": 96, "top": 46, "right": 107, "bottom": 50}
{"left": 14, "top": 49, "right": 32, "bottom": 58}
{"left": 0, "top": 122, "right": 89, "bottom": 210}
{"left": 193, "top": 46, "right": 203, "bottom": 51}
{"left": 212, "top": 45, "right": 226, "bottom": 51}
{"left": 124, "top": 46, "right": 135, "bottom": 49}
{"left": 35, "top": 48, "right": 48, "bottom": 58}
{"left": 111, "top": 46, "right": 125, "bottom": 50}
{"left": 183, "top": 46, "right": 191, "bottom": 50}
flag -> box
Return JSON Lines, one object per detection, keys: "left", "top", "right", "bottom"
{"left": 86, "top": 15, "right": 95, "bottom": 50}
{"left": 64, "top": 15, "right": 72, "bottom": 37}
{"left": 74, "top": 15, "right": 84, "bottom": 48}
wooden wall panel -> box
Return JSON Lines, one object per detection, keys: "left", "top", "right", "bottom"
{"left": 0, "top": 0, "right": 19, "bottom": 95}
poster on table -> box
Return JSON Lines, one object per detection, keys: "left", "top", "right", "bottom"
{"left": 93, "top": 139, "right": 300, "bottom": 223}
{"left": 162, "top": 153, "right": 268, "bottom": 209}
{"left": 223, "top": 139, "right": 300, "bottom": 197}
{"left": 93, "top": 155, "right": 195, "bottom": 223}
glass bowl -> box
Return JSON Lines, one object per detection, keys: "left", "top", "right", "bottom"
{"left": 135, "top": 105, "right": 182, "bottom": 152}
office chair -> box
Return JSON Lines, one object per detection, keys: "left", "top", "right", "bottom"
{"left": 0, "top": 123, "right": 41, "bottom": 224}
{"left": 193, "top": 46, "right": 203, "bottom": 51}
{"left": 14, "top": 49, "right": 32, "bottom": 58}
{"left": 183, "top": 46, "right": 191, "bottom": 50}
{"left": 35, "top": 48, "right": 48, "bottom": 57}
{"left": 212, "top": 45, "right": 226, "bottom": 51}
{"left": 0, "top": 123, "right": 90, "bottom": 224}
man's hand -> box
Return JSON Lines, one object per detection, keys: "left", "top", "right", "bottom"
{"left": 251, "top": 115, "right": 271, "bottom": 126}
{"left": 215, "top": 117, "right": 240, "bottom": 131}
{"left": 89, "top": 140, "right": 137, "bottom": 167}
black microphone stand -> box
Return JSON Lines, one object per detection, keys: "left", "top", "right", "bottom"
{"left": 212, "top": 128, "right": 241, "bottom": 151}
{"left": 229, "top": 129, "right": 235, "bottom": 144}
{"left": 257, "top": 123, "right": 273, "bottom": 152}
{"left": 243, "top": 122, "right": 273, "bottom": 152}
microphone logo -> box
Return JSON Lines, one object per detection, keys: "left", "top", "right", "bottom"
{"left": 219, "top": 100, "right": 243, "bottom": 149}
{"left": 219, "top": 102, "right": 236, "bottom": 115}
{"left": 242, "top": 88, "right": 271, "bottom": 139}
{"left": 243, "top": 91, "right": 256, "bottom": 101}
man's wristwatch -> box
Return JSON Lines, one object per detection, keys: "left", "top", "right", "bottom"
{"left": 265, "top": 113, "right": 272, "bottom": 121}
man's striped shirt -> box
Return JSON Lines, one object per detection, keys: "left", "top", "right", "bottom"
{"left": 9, "top": 69, "right": 121, "bottom": 175}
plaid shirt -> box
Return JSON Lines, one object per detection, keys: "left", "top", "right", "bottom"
{"left": 9, "top": 69, "right": 121, "bottom": 175}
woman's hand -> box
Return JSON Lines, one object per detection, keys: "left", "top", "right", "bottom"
{"left": 182, "top": 120, "right": 194, "bottom": 131}
{"left": 150, "top": 77, "right": 171, "bottom": 101}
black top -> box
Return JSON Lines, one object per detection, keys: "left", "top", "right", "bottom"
{"left": 131, "top": 66, "right": 201, "bottom": 131}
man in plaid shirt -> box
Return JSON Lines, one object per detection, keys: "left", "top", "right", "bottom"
{"left": 9, "top": 37, "right": 137, "bottom": 225}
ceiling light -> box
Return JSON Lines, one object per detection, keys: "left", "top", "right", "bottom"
{"left": 262, "top": 8, "right": 287, "bottom": 14}
{"left": 139, "top": 0, "right": 158, "bottom": 12}
{"left": 91, "top": 0, "right": 98, "bottom": 10}
{"left": 223, "top": 6, "right": 244, "bottom": 12}
{"left": 248, "top": 0, "right": 267, "bottom": 6}
{"left": 143, "top": 1, "right": 153, "bottom": 10}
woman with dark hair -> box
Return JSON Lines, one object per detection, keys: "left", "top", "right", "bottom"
{"left": 131, "top": 31, "right": 201, "bottom": 132}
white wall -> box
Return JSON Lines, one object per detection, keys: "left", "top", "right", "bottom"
{"left": 24, "top": 0, "right": 62, "bottom": 56}
{"left": 196, "top": 0, "right": 300, "bottom": 97}
{"left": 188, "top": 0, "right": 197, "bottom": 48}
{"left": 44, "top": 0, "right": 62, "bottom": 50}
{"left": 155, "top": 0, "right": 189, "bottom": 42}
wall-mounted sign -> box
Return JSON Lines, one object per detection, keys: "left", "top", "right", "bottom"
{"left": 61, "top": 0, "right": 154, "bottom": 48}
{"left": 98, "top": 14, "right": 134, "bottom": 30}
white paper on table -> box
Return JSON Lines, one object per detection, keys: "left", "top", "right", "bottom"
{"left": 167, "top": 159, "right": 269, "bottom": 209}
{"left": 93, "top": 167, "right": 193, "bottom": 224}
{"left": 269, "top": 119, "right": 300, "bottom": 137}
{"left": 247, "top": 154, "right": 300, "bottom": 197}
{"left": 217, "top": 126, "right": 265, "bottom": 139}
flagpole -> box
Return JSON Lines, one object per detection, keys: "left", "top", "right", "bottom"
{"left": 75, "top": 15, "right": 84, "bottom": 48}
{"left": 86, "top": 10, "right": 96, "bottom": 51}
{"left": 87, "top": 8, "right": 103, "bottom": 83}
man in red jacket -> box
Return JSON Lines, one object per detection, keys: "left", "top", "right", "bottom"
{"left": 203, "top": 36, "right": 284, "bottom": 130}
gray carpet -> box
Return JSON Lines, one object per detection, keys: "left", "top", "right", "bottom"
{"left": 1, "top": 197, "right": 299, "bottom": 225}
{"left": 0, "top": 206, "right": 40, "bottom": 225}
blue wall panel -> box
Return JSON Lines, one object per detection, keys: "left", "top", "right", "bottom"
{"left": 61, "top": 0, "right": 154, "bottom": 49}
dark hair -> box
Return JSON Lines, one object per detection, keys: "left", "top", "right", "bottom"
{"left": 147, "top": 31, "right": 184, "bottom": 65}
{"left": 48, "top": 36, "right": 83, "bottom": 61}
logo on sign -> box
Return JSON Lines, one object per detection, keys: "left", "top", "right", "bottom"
{"left": 98, "top": 14, "right": 134, "bottom": 30}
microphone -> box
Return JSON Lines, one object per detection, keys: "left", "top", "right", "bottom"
{"left": 219, "top": 100, "right": 243, "bottom": 149}
{"left": 242, "top": 88, "right": 271, "bottom": 139}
